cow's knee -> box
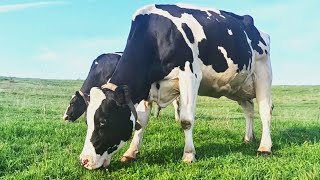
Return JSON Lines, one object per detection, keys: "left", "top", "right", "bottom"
{"left": 179, "top": 111, "right": 194, "bottom": 129}
{"left": 181, "top": 120, "right": 192, "bottom": 130}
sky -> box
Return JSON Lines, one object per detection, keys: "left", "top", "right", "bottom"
{"left": 0, "top": 0, "right": 319, "bottom": 85}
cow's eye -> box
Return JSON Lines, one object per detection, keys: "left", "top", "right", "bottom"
{"left": 99, "top": 118, "right": 107, "bottom": 127}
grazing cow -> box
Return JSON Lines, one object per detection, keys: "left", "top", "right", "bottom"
{"left": 63, "top": 53, "right": 122, "bottom": 122}
{"left": 63, "top": 52, "right": 173, "bottom": 122}
{"left": 80, "top": 4, "right": 273, "bottom": 169}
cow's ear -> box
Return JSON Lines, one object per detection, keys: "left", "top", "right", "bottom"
{"left": 114, "top": 85, "right": 130, "bottom": 106}
{"left": 75, "top": 91, "right": 81, "bottom": 97}
{"left": 83, "top": 94, "right": 90, "bottom": 105}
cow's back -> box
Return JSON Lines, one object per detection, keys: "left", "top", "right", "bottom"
{"left": 80, "top": 53, "right": 122, "bottom": 94}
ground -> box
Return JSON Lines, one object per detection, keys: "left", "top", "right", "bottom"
{"left": 0, "top": 76, "right": 319, "bottom": 179}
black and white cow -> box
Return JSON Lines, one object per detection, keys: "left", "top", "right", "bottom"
{"left": 63, "top": 52, "right": 177, "bottom": 122}
{"left": 63, "top": 53, "right": 122, "bottom": 122}
{"left": 80, "top": 4, "right": 273, "bottom": 169}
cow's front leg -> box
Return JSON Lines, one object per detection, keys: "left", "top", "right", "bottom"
{"left": 179, "top": 61, "right": 202, "bottom": 163}
{"left": 121, "top": 100, "right": 152, "bottom": 162}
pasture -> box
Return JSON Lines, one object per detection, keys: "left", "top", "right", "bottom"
{"left": 0, "top": 76, "right": 319, "bottom": 179}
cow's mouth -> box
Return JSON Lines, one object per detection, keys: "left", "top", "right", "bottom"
{"left": 63, "top": 114, "right": 69, "bottom": 120}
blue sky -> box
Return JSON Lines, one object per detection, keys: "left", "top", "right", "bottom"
{"left": 0, "top": 0, "right": 319, "bottom": 85}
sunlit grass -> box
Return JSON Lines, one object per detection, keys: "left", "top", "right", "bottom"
{"left": 0, "top": 77, "right": 319, "bottom": 179}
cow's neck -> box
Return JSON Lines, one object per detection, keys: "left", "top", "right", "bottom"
{"left": 81, "top": 71, "right": 107, "bottom": 95}
{"left": 109, "top": 52, "right": 154, "bottom": 104}
{"left": 81, "top": 78, "right": 100, "bottom": 95}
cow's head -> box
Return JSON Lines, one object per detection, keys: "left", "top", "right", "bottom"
{"left": 63, "top": 91, "right": 88, "bottom": 122}
{"left": 80, "top": 84, "right": 141, "bottom": 169}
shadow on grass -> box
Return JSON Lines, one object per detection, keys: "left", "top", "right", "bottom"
{"left": 272, "top": 125, "right": 320, "bottom": 151}
{"left": 137, "top": 142, "right": 258, "bottom": 166}
{"left": 102, "top": 124, "right": 320, "bottom": 171}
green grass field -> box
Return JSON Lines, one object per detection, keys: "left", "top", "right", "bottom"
{"left": 0, "top": 76, "right": 319, "bottom": 179}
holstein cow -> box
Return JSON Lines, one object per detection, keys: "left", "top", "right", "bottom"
{"left": 63, "top": 52, "right": 177, "bottom": 122}
{"left": 80, "top": 4, "right": 273, "bottom": 169}
{"left": 63, "top": 53, "right": 122, "bottom": 122}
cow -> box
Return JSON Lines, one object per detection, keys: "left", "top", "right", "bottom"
{"left": 80, "top": 4, "right": 273, "bottom": 170}
{"left": 63, "top": 53, "right": 122, "bottom": 122}
{"left": 63, "top": 52, "right": 177, "bottom": 122}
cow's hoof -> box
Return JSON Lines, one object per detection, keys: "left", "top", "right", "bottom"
{"left": 257, "top": 146, "right": 272, "bottom": 156}
{"left": 257, "top": 151, "right": 272, "bottom": 156}
{"left": 182, "top": 152, "right": 196, "bottom": 163}
{"left": 258, "top": 145, "right": 271, "bottom": 152}
{"left": 120, "top": 156, "right": 136, "bottom": 163}
{"left": 243, "top": 136, "right": 256, "bottom": 144}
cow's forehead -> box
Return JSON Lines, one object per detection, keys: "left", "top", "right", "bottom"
{"left": 70, "top": 95, "right": 78, "bottom": 103}
{"left": 87, "top": 88, "right": 106, "bottom": 118}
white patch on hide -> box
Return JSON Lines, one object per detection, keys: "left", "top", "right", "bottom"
{"left": 176, "top": 3, "right": 221, "bottom": 17}
{"left": 217, "top": 46, "right": 234, "bottom": 66}
{"left": 112, "top": 52, "right": 123, "bottom": 56}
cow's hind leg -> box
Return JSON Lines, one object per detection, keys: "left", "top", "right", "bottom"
{"left": 121, "top": 100, "right": 152, "bottom": 162}
{"left": 239, "top": 100, "right": 256, "bottom": 143}
{"left": 179, "top": 61, "right": 202, "bottom": 163}
{"left": 254, "top": 55, "right": 273, "bottom": 154}
{"left": 173, "top": 97, "right": 180, "bottom": 121}
{"left": 153, "top": 104, "right": 161, "bottom": 118}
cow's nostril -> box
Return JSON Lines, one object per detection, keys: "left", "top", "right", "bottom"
{"left": 81, "top": 159, "right": 89, "bottom": 166}
{"left": 63, "top": 115, "right": 69, "bottom": 120}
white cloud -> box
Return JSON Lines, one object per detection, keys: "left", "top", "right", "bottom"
{"left": 0, "top": 1, "right": 65, "bottom": 13}
{"left": 32, "top": 37, "right": 126, "bottom": 79}
{"left": 37, "top": 48, "right": 59, "bottom": 61}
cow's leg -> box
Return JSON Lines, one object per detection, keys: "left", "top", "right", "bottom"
{"left": 121, "top": 100, "right": 152, "bottom": 162}
{"left": 179, "top": 61, "right": 202, "bottom": 163}
{"left": 153, "top": 104, "right": 161, "bottom": 118}
{"left": 239, "top": 100, "right": 255, "bottom": 143}
{"left": 255, "top": 55, "right": 273, "bottom": 154}
{"left": 172, "top": 97, "right": 180, "bottom": 121}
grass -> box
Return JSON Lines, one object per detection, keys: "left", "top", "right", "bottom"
{"left": 0, "top": 76, "right": 320, "bottom": 179}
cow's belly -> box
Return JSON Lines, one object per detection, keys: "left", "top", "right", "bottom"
{"left": 198, "top": 64, "right": 256, "bottom": 101}
{"left": 149, "top": 63, "right": 256, "bottom": 107}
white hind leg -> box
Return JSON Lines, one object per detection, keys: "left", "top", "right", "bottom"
{"left": 239, "top": 100, "right": 255, "bottom": 143}
{"left": 153, "top": 104, "right": 161, "bottom": 118}
{"left": 179, "top": 61, "right": 202, "bottom": 163}
{"left": 255, "top": 55, "right": 273, "bottom": 154}
{"left": 173, "top": 97, "right": 180, "bottom": 121}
